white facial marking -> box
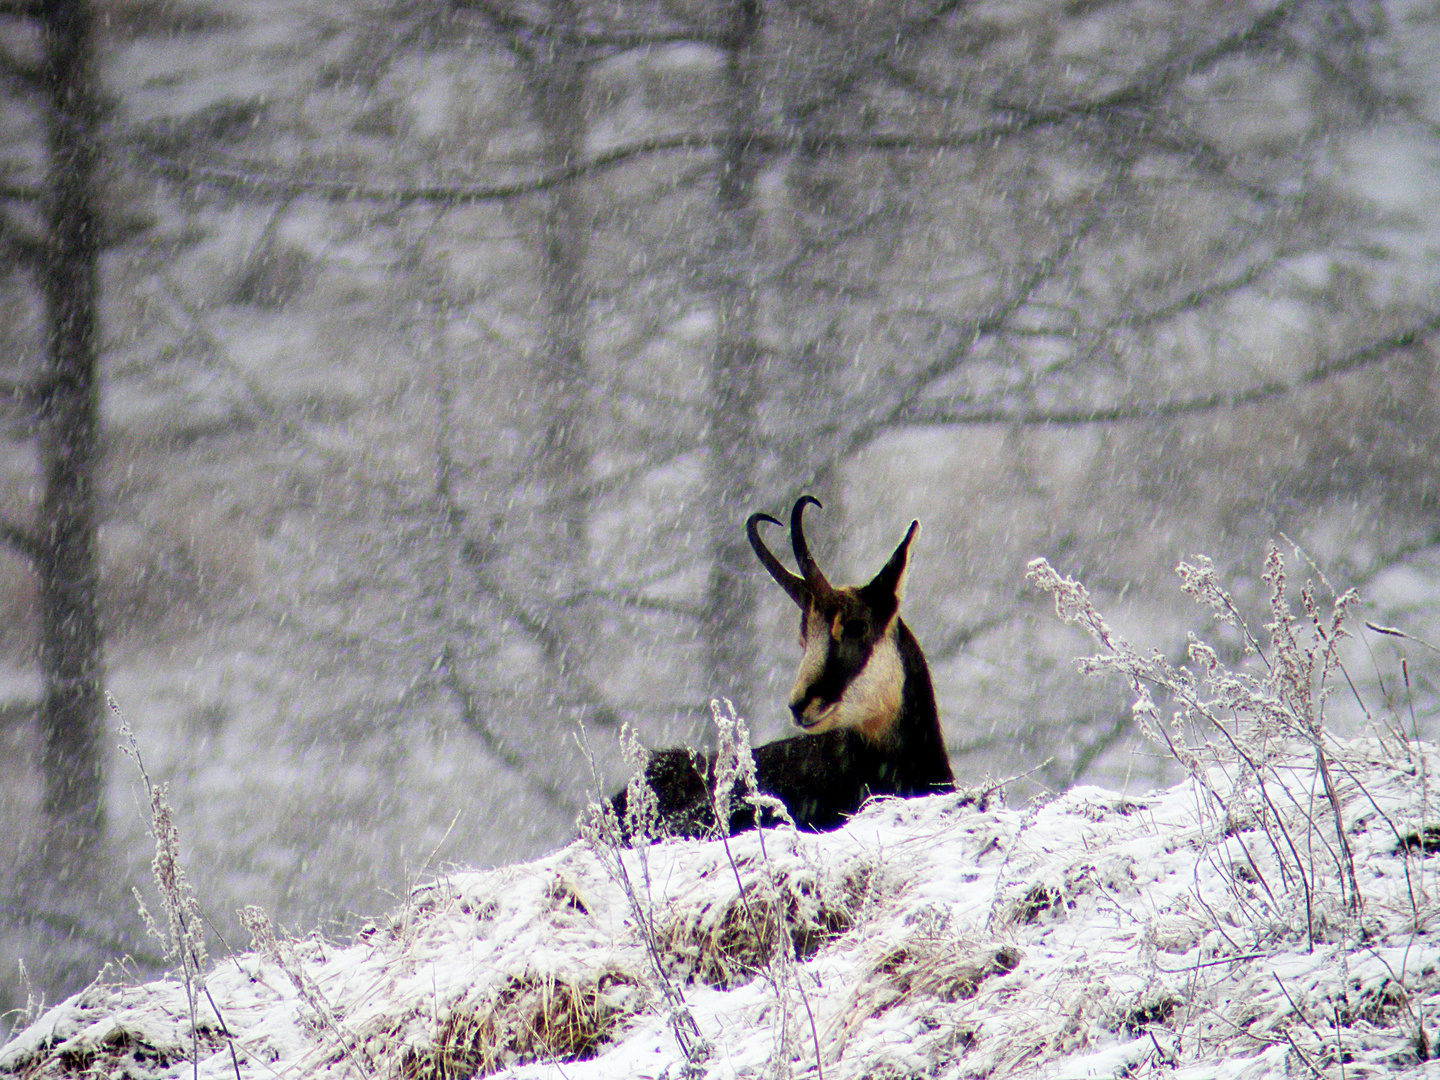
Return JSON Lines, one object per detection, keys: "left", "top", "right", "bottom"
{"left": 790, "top": 614, "right": 904, "bottom": 741}
{"left": 832, "top": 627, "right": 904, "bottom": 742}
{"left": 789, "top": 605, "right": 830, "bottom": 715}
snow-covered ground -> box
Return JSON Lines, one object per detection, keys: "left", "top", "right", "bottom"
{"left": 5, "top": 733, "right": 1440, "bottom": 1080}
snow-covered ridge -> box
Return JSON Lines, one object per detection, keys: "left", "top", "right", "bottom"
{"left": 5, "top": 739, "right": 1439, "bottom": 1080}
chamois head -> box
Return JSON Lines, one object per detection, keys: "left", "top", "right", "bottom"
{"left": 747, "top": 496, "right": 918, "bottom": 744}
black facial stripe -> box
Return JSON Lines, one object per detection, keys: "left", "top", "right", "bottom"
{"left": 796, "top": 635, "right": 870, "bottom": 711}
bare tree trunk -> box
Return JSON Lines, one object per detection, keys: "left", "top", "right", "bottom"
{"left": 704, "top": 0, "right": 765, "bottom": 720}
{"left": 527, "top": 1, "right": 594, "bottom": 718}
{"left": 36, "top": 0, "right": 106, "bottom": 882}
{"left": 530, "top": 1, "right": 589, "bottom": 546}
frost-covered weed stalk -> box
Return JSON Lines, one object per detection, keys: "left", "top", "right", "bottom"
{"left": 580, "top": 700, "right": 823, "bottom": 1080}
{"left": 1027, "top": 545, "right": 1368, "bottom": 944}
{"left": 702, "top": 700, "right": 822, "bottom": 1080}
{"left": 579, "top": 723, "right": 710, "bottom": 1076}
{"left": 113, "top": 695, "right": 242, "bottom": 1080}
{"left": 238, "top": 906, "right": 375, "bottom": 1078}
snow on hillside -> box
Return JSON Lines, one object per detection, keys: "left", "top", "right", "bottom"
{"left": 4, "top": 736, "right": 1439, "bottom": 1080}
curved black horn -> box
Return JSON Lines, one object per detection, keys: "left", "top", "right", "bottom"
{"left": 790, "top": 495, "right": 831, "bottom": 591}
{"left": 747, "top": 511, "right": 808, "bottom": 607}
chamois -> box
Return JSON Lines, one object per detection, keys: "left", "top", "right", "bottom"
{"left": 609, "top": 496, "right": 954, "bottom": 839}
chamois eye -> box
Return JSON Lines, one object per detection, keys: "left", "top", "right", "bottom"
{"left": 841, "top": 618, "right": 868, "bottom": 640}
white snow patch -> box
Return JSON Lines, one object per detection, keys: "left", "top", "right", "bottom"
{"left": 5, "top": 739, "right": 1440, "bottom": 1080}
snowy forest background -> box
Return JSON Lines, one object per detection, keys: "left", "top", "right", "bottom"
{"left": 4, "top": 0, "right": 1440, "bottom": 1030}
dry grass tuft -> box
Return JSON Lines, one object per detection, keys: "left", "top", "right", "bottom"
{"left": 3, "top": 1018, "right": 230, "bottom": 1080}
{"left": 400, "top": 970, "right": 641, "bottom": 1080}
{"left": 830, "top": 927, "right": 1023, "bottom": 1067}
{"left": 659, "top": 875, "right": 855, "bottom": 988}
{"left": 1112, "top": 991, "right": 1181, "bottom": 1037}
{"left": 868, "top": 937, "right": 1022, "bottom": 1006}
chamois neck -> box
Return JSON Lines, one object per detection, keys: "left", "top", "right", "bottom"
{"left": 885, "top": 618, "right": 954, "bottom": 791}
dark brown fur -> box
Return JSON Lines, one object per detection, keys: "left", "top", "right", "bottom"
{"left": 610, "top": 498, "right": 954, "bottom": 840}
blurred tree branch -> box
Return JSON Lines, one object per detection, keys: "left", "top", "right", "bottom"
{"left": 0, "top": 520, "right": 42, "bottom": 564}
{"left": 0, "top": 210, "right": 45, "bottom": 266}
{"left": 461, "top": 556, "right": 625, "bottom": 733}
{"left": 0, "top": 44, "right": 41, "bottom": 90}
{"left": 436, "top": 641, "right": 586, "bottom": 817}
{"left": 903, "top": 312, "right": 1440, "bottom": 428}
{"left": 453, "top": 0, "right": 726, "bottom": 54}
{"left": 122, "top": 0, "right": 1305, "bottom": 208}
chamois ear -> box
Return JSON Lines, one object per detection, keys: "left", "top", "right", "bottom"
{"left": 862, "top": 520, "right": 918, "bottom": 615}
